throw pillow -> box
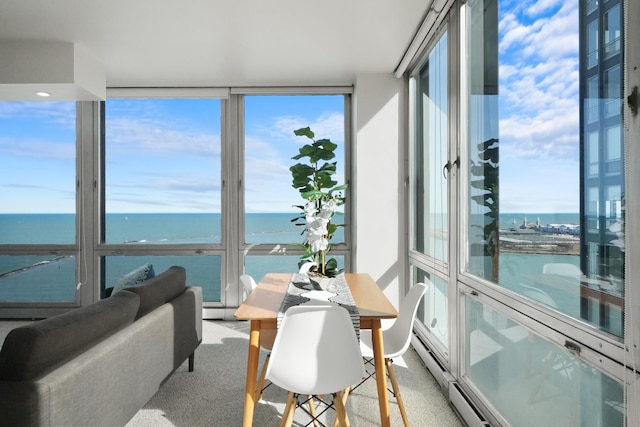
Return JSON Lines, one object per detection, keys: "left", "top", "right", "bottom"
{"left": 111, "top": 263, "right": 155, "bottom": 294}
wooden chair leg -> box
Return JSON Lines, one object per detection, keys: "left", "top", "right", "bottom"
{"left": 332, "top": 387, "right": 351, "bottom": 427}
{"left": 256, "top": 354, "right": 270, "bottom": 400}
{"left": 307, "top": 395, "right": 321, "bottom": 427}
{"left": 386, "top": 358, "right": 409, "bottom": 427}
{"left": 333, "top": 391, "right": 351, "bottom": 427}
{"left": 280, "top": 392, "right": 297, "bottom": 427}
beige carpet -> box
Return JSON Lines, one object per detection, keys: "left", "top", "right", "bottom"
{"left": 125, "top": 320, "right": 463, "bottom": 427}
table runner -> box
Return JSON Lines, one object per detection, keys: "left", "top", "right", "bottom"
{"left": 277, "top": 273, "right": 360, "bottom": 340}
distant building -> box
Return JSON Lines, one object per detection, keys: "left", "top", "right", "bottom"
{"left": 579, "top": 0, "right": 624, "bottom": 281}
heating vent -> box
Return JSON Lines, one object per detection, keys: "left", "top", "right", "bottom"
{"left": 449, "top": 382, "right": 490, "bottom": 427}
{"left": 410, "top": 334, "right": 453, "bottom": 391}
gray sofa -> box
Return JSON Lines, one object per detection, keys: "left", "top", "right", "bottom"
{"left": 0, "top": 265, "right": 203, "bottom": 427}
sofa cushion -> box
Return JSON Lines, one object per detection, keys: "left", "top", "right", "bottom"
{"left": 111, "top": 263, "right": 155, "bottom": 294}
{"left": 124, "top": 265, "right": 186, "bottom": 320}
{"left": 0, "top": 291, "right": 140, "bottom": 381}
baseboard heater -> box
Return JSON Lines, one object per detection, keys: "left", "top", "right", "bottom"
{"left": 449, "top": 382, "right": 491, "bottom": 427}
{"left": 411, "top": 333, "right": 490, "bottom": 427}
{"left": 411, "top": 333, "right": 452, "bottom": 391}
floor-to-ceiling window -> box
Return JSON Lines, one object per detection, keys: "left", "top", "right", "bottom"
{"left": 101, "top": 97, "right": 223, "bottom": 302}
{"left": 241, "top": 93, "right": 349, "bottom": 282}
{"left": 0, "top": 101, "right": 78, "bottom": 308}
{"left": 0, "top": 90, "right": 352, "bottom": 318}
{"left": 409, "top": 0, "right": 634, "bottom": 425}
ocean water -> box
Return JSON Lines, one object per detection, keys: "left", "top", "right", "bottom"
{"left": 0, "top": 213, "right": 345, "bottom": 302}
{"left": 0, "top": 213, "right": 575, "bottom": 303}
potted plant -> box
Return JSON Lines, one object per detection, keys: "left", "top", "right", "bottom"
{"left": 290, "top": 127, "right": 347, "bottom": 277}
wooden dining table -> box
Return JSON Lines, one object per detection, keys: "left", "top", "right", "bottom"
{"left": 234, "top": 272, "right": 399, "bottom": 427}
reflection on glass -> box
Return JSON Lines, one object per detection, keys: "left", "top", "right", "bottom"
{"left": 414, "top": 267, "right": 448, "bottom": 352}
{"left": 0, "top": 255, "right": 76, "bottom": 302}
{"left": 104, "top": 255, "right": 220, "bottom": 302}
{"left": 466, "top": 0, "right": 624, "bottom": 339}
{"left": 465, "top": 296, "right": 624, "bottom": 427}
{"left": 604, "top": 5, "right": 621, "bottom": 59}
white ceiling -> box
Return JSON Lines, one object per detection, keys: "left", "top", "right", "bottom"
{"left": 0, "top": 0, "right": 428, "bottom": 89}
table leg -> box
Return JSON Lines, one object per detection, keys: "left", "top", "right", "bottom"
{"left": 371, "top": 319, "right": 391, "bottom": 427}
{"left": 243, "top": 320, "right": 261, "bottom": 427}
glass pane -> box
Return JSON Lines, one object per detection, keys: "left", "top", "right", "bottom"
{"left": 243, "top": 95, "right": 346, "bottom": 246}
{"left": 0, "top": 255, "right": 76, "bottom": 302}
{"left": 587, "top": 20, "right": 598, "bottom": 68}
{"left": 414, "top": 267, "right": 448, "bottom": 352}
{"left": 465, "top": 296, "right": 624, "bottom": 427}
{"left": 412, "top": 31, "right": 449, "bottom": 263}
{"left": 604, "top": 5, "right": 621, "bottom": 58}
{"left": 604, "top": 65, "right": 622, "bottom": 118}
{"left": 0, "top": 101, "right": 76, "bottom": 244}
{"left": 245, "top": 255, "right": 345, "bottom": 284}
{"left": 465, "top": 0, "right": 625, "bottom": 338}
{"left": 104, "top": 255, "right": 220, "bottom": 302}
{"left": 104, "top": 99, "right": 221, "bottom": 244}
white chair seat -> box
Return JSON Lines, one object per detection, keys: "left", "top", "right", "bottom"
{"left": 354, "top": 282, "right": 428, "bottom": 427}
{"left": 266, "top": 304, "right": 365, "bottom": 426}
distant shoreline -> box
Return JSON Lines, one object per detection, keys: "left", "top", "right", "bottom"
{"left": 500, "top": 229, "right": 580, "bottom": 255}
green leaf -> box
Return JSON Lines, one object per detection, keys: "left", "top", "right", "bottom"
{"left": 317, "top": 139, "right": 337, "bottom": 151}
{"left": 294, "top": 127, "right": 315, "bottom": 139}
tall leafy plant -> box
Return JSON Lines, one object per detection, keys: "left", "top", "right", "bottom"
{"left": 290, "top": 127, "right": 347, "bottom": 276}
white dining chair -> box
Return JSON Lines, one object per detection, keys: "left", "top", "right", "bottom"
{"left": 240, "top": 274, "right": 276, "bottom": 400}
{"left": 356, "top": 282, "right": 428, "bottom": 427}
{"left": 265, "top": 304, "right": 366, "bottom": 427}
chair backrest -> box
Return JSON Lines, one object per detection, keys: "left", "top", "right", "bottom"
{"left": 383, "top": 282, "right": 428, "bottom": 358}
{"left": 265, "top": 304, "right": 366, "bottom": 396}
{"left": 240, "top": 274, "right": 257, "bottom": 298}
{"left": 519, "top": 283, "right": 558, "bottom": 309}
{"left": 542, "top": 262, "right": 581, "bottom": 278}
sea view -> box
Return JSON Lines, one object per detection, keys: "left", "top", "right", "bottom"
{"left": 0, "top": 213, "right": 577, "bottom": 303}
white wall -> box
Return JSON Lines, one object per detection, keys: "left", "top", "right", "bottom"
{"left": 353, "top": 74, "right": 407, "bottom": 307}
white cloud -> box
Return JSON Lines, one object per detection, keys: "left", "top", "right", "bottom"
{"left": 0, "top": 137, "right": 75, "bottom": 160}
{"left": 260, "top": 112, "right": 345, "bottom": 146}
{"left": 526, "top": 0, "right": 565, "bottom": 17}
{"left": 0, "top": 101, "right": 76, "bottom": 129}
{"left": 106, "top": 116, "right": 220, "bottom": 158}
{"left": 498, "top": 0, "right": 579, "bottom": 163}
{"left": 493, "top": 0, "right": 581, "bottom": 214}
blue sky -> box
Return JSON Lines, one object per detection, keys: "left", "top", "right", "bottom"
{"left": 498, "top": 0, "right": 580, "bottom": 213}
{"left": 0, "top": 0, "right": 584, "bottom": 214}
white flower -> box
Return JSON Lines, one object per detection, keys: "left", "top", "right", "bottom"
{"left": 308, "top": 235, "right": 329, "bottom": 253}
{"left": 318, "top": 199, "right": 338, "bottom": 220}
{"left": 304, "top": 214, "right": 329, "bottom": 253}
{"left": 301, "top": 198, "right": 338, "bottom": 257}
{"left": 303, "top": 202, "right": 317, "bottom": 223}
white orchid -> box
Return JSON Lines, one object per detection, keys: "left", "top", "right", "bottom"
{"left": 303, "top": 201, "right": 317, "bottom": 223}
{"left": 305, "top": 214, "right": 329, "bottom": 253}
{"left": 318, "top": 199, "right": 338, "bottom": 220}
